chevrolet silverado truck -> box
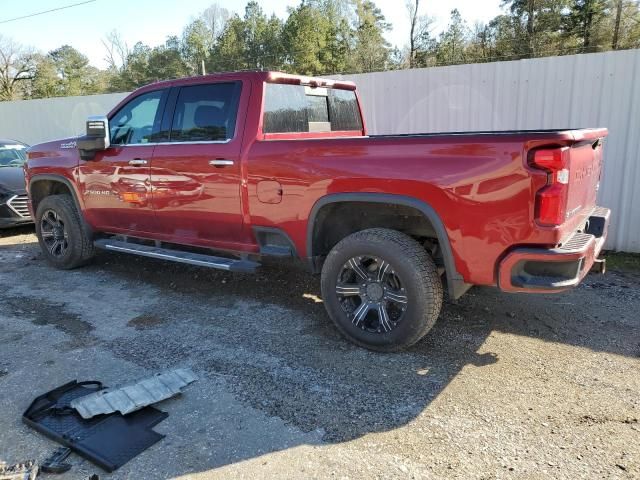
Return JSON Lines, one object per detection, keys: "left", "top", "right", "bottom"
{"left": 25, "top": 71, "right": 610, "bottom": 351}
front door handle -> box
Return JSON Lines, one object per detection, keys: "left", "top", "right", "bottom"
{"left": 209, "top": 159, "right": 234, "bottom": 167}
{"left": 129, "top": 159, "right": 148, "bottom": 166}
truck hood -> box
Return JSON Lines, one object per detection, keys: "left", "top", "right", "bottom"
{"left": 28, "top": 137, "right": 80, "bottom": 157}
{"left": 0, "top": 167, "right": 27, "bottom": 193}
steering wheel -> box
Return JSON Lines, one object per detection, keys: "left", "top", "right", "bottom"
{"left": 8, "top": 159, "right": 23, "bottom": 167}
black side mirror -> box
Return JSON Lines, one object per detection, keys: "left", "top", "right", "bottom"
{"left": 77, "top": 115, "right": 110, "bottom": 160}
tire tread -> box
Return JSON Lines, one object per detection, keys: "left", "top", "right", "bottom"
{"left": 321, "top": 228, "right": 443, "bottom": 352}
{"left": 35, "top": 194, "right": 94, "bottom": 269}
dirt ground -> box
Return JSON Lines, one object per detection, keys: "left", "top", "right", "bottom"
{"left": 0, "top": 226, "right": 638, "bottom": 479}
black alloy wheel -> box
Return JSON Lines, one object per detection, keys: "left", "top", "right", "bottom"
{"left": 39, "top": 209, "right": 69, "bottom": 258}
{"left": 321, "top": 228, "right": 443, "bottom": 352}
{"left": 335, "top": 255, "right": 408, "bottom": 334}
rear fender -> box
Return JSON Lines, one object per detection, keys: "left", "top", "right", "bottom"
{"left": 306, "top": 193, "right": 470, "bottom": 299}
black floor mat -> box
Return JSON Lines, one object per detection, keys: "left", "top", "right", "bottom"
{"left": 23, "top": 381, "right": 168, "bottom": 472}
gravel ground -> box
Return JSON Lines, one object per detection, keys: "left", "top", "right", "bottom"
{"left": 0, "top": 226, "right": 638, "bottom": 479}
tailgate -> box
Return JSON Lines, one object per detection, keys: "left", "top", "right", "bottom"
{"left": 529, "top": 128, "right": 607, "bottom": 238}
{"left": 565, "top": 135, "right": 605, "bottom": 222}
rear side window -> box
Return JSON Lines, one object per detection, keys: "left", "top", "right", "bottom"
{"left": 170, "top": 82, "right": 241, "bottom": 142}
{"left": 263, "top": 83, "right": 363, "bottom": 134}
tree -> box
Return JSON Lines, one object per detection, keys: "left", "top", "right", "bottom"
{"left": 350, "top": 0, "right": 391, "bottom": 73}
{"left": 261, "top": 14, "right": 286, "bottom": 70}
{"left": 406, "top": 0, "right": 434, "bottom": 68}
{"left": 0, "top": 35, "right": 35, "bottom": 101}
{"left": 208, "top": 2, "right": 284, "bottom": 72}
{"left": 103, "top": 30, "right": 129, "bottom": 72}
{"left": 29, "top": 54, "right": 59, "bottom": 99}
{"left": 48, "top": 46, "right": 91, "bottom": 95}
{"left": 612, "top": 0, "right": 624, "bottom": 48}
{"left": 467, "top": 22, "right": 494, "bottom": 62}
{"left": 202, "top": 2, "right": 231, "bottom": 40}
{"left": 182, "top": 18, "right": 214, "bottom": 74}
{"left": 613, "top": 0, "right": 640, "bottom": 49}
{"left": 315, "top": 0, "right": 352, "bottom": 74}
{"left": 242, "top": 1, "right": 283, "bottom": 69}
{"left": 562, "top": 0, "right": 610, "bottom": 52}
{"left": 436, "top": 9, "right": 469, "bottom": 65}
{"left": 112, "top": 38, "right": 190, "bottom": 91}
{"left": 501, "top": 0, "right": 568, "bottom": 57}
{"left": 27, "top": 45, "right": 108, "bottom": 99}
{"left": 283, "top": 3, "right": 329, "bottom": 74}
{"left": 210, "top": 15, "right": 247, "bottom": 71}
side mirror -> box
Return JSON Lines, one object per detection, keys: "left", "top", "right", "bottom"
{"left": 77, "top": 115, "right": 110, "bottom": 160}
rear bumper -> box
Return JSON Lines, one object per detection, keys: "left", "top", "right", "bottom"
{"left": 498, "top": 206, "right": 610, "bottom": 293}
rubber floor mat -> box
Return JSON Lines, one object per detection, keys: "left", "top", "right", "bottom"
{"left": 23, "top": 381, "right": 168, "bottom": 472}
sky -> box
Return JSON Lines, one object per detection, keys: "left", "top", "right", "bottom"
{"left": 0, "top": 0, "right": 504, "bottom": 68}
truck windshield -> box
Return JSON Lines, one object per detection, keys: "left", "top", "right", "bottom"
{"left": 263, "top": 83, "right": 363, "bottom": 134}
{"left": 0, "top": 145, "right": 27, "bottom": 167}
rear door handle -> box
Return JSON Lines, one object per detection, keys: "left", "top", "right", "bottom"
{"left": 209, "top": 159, "right": 234, "bottom": 167}
{"left": 128, "top": 159, "right": 148, "bottom": 166}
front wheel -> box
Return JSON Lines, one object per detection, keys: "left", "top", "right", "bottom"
{"left": 35, "top": 194, "right": 95, "bottom": 269}
{"left": 321, "top": 228, "right": 443, "bottom": 352}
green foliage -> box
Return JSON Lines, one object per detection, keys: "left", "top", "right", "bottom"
{"left": 29, "top": 45, "right": 107, "bottom": 99}
{"left": 436, "top": 9, "right": 470, "bottom": 65}
{"left": 349, "top": 0, "right": 391, "bottom": 73}
{"left": 209, "top": 3, "right": 284, "bottom": 71}
{"left": 562, "top": 0, "right": 611, "bottom": 52}
{"left": 1, "top": 0, "right": 640, "bottom": 101}
{"left": 110, "top": 38, "right": 190, "bottom": 91}
{"left": 604, "top": 251, "right": 640, "bottom": 271}
{"left": 282, "top": 3, "right": 329, "bottom": 74}
{"left": 182, "top": 18, "right": 215, "bottom": 74}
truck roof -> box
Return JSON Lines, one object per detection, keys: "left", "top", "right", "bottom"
{"left": 130, "top": 71, "right": 356, "bottom": 96}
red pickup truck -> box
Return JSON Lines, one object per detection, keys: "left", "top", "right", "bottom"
{"left": 25, "top": 71, "right": 610, "bottom": 351}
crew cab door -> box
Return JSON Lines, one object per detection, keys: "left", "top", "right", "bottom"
{"left": 149, "top": 81, "right": 248, "bottom": 249}
{"left": 78, "top": 89, "right": 168, "bottom": 233}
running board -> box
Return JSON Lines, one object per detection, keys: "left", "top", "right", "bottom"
{"left": 94, "top": 239, "right": 260, "bottom": 273}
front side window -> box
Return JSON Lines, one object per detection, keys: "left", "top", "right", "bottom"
{"left": 170, "top": 82, "right": 241, "bottom": 142}
{"left": 109, "top": 90, "right": 164, "bottom": 145}
{"left": 263, "top": 83, "right": 363, "bottom": 134}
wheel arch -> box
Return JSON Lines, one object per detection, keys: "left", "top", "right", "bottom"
{"left": 29, "top": 174, "right": 92, "bottom": 237}
{"left": 306, "top": 193, "right": 470, "bottom": 299}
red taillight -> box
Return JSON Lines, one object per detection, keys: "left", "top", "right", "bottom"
{"left": 530, "top": 148, "right": 570, "bottom": 226}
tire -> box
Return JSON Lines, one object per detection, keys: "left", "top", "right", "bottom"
{"left": 35, "top": 194, "right": 95, "bottom": 269}
{"left": 321, "top": 228, "right": 443, "bottom": 352}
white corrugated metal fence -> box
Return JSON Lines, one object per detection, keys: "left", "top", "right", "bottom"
{"left": 0, "top": 50, "right": 638, "bottom": 251}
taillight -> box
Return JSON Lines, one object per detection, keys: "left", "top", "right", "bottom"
{"left": 530, "top": 147, "right": 570, "bottom": 226}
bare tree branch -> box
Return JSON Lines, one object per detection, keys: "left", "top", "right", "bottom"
{"left": 102, "top": 30, "right": 129, "bottom": 71}
{"left": 0, "top": 35, "right": 35, "bottom": 100}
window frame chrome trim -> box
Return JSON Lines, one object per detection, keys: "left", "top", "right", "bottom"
{"left": 112, "top": 138, "right": 233, "bottom": 148}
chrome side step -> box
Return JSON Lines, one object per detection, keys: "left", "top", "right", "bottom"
{"left": 94, "top": 238, "right": 260, "bottom": 273}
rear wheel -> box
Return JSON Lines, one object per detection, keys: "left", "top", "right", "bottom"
{"left": 35, "top": 195, "right": 95, "bottom": 269}
{"left": 321, "top": 228, "right": 443, "bottom": 352}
